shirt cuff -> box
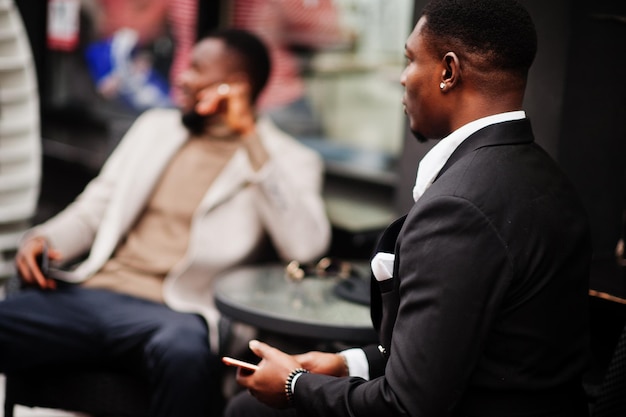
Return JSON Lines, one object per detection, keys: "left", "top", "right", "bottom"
{"left": 290, "top": 371, "right": 305, "bottom": 392}
{"left": 292, "top": 348, "right": 369, "bottom": 393}
{"left": 340, "top": 348, "right": 370, "bottom": 380}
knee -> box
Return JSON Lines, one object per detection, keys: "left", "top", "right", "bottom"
{"left": 144, "top": 320, "right": 213, "bottom": 373}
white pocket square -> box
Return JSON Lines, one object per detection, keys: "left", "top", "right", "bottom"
{"left": 371, "top": 252, "right": 395, "bottom": 282}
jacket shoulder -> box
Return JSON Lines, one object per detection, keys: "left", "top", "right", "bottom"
{"left": 256, "top": 116, "right": 323, "bottom": 163}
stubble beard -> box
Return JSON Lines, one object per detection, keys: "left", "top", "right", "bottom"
{"left": 405, "top": 105, "right": 429, "bottom": 143}
{"left": 411, "top": 128, "right": 429, "bottom": 143}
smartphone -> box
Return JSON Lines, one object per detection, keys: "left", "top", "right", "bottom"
{"left": 222, "top": 356, "right": 259, "bottom": 371}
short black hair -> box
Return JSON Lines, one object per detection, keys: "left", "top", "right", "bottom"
{"left": 421, "top": 0, "right": 537, "bottom": 76}
{"left": 203, "top": 28, "right": 271, "bottom": 104}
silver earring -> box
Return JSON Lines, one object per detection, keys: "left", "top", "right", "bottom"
{"left": 439, "top": 82, "right": 446, "bottom": 90}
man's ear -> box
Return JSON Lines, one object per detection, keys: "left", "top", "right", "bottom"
{"left": 440, "top": 52, "right": 460, "bottom": 91}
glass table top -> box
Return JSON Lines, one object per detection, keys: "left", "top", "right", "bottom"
{"left": 214, "top": 264, "right": 377, "bottom": 342}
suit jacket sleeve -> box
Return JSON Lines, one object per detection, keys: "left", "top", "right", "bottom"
{"left": 293, "top": 195, "right": 513, "bottom": 417}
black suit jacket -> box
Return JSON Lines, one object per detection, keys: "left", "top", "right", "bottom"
{"left": 295, "top": 120, "right": 591, "bottom": 417}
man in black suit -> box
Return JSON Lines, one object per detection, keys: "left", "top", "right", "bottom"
{"left": 224, "top": 0, "right": 592, "bottom": 416}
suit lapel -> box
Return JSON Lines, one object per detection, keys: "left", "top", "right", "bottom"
{"left": 370, "top": 215, "right": 407, "bottom": 332}
{"left": 79, "top": 124, "right": 188, "bottom": 275}
{"left": 114, "top": 128, "right": 188, "bottom": 233}
{"left": 196, "top": 145, "right": 253, "bottom": 214}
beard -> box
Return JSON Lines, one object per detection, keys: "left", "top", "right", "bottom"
{"left": 181, "top": 110, "right": 208, "bottom": 135}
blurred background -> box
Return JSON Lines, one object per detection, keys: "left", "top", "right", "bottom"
{"left": 2, "top": 0, "right": 625, "bottom": 373}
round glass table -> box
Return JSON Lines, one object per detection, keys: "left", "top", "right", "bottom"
{"left": 214, "top": 264, "right": 377, "bottom": 343}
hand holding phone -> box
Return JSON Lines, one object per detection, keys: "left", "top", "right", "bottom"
{"left": 222, "top": 356, "right": 259, "bottom": 371}
{"left": 36, "top": 243, "right": 49, "bottom": 276}
{"left": 31, "top": 242, "right": 78, "bottom": 283}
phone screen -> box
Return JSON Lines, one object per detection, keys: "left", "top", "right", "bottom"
{"left": 36, "top": 245, "right": 49, "bottom": 276}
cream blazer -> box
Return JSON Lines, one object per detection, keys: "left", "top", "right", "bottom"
{"left": 31, "top": 108, "right": 331, "bottom": 352}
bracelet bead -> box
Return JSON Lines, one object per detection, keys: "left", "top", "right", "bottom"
{"left": 284, "top": 368, "right": 309, "bottom": 405}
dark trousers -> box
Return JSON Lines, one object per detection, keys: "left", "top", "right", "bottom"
{"left": 0, "top": 285, "right": 223, "bottom": 417}
{"left": 225, "top": 390, "right": 297, "bottom": 417}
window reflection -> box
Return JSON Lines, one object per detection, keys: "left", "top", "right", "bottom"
{"left": 311, "top": 0, "right": 413, "bottom": 182}
{"left": 229, "top": 0, "right": 414, "bottom": 183}
{"left": 231, "top": 0, "right": 348, "bottom": 137}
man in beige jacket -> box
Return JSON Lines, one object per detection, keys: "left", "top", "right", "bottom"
{"left": 2, "top": 29, "right": 330, "bottom": 417}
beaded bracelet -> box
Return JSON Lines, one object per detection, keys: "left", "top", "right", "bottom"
{"left": 285, "top": 368, "right": 309, "bottom": 405}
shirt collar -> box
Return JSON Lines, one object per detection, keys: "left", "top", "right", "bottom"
{"left": 412, "top": 111, "right": 526, "bottom": 202}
